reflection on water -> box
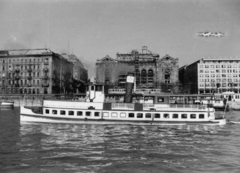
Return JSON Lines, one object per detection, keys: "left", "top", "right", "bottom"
{"left": 0, "top": 108, "right": 21, "bottom": 169}
{"left": 0, "top": 108, "right": 240, "bottom": 173}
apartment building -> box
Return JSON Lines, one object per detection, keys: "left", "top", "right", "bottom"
{"left": 179, "top": 58, "right": 240, "bottom": 94}
{"left": 0, "top": 49, "right": 73, "bottom": 94}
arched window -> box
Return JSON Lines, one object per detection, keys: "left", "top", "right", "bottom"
{"left": 141, "top": 69, "right": 147, "bottom": 76}
{"left": 141, "top": 69, "right": 147, "bottom": 84}
{"left": 148, "top": 69, "right": 154, "bottom": 84}
{"left": 148, "top": 69, "right": 154, "bottom": 76}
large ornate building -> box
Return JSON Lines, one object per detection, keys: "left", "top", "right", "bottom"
{"left": 96, "top": 46, "right": 179, "bottom": 92}
{"left": 0, "top": 49, "right": 87, "bottom": 95}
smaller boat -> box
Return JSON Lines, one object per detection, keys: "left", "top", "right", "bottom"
{"left": 0, "top": 101, "right": 14, "bottom": 107}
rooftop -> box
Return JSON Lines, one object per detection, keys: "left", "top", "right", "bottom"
{"left": 202, "top": 57, "right": 240, "bottom": 61}
{"left": 0, "top": 48, "right": 53, "bottom": 56}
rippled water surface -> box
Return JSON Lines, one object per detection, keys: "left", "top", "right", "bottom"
{"left": 0, "top": 108, "right": 240, "bottom": 173}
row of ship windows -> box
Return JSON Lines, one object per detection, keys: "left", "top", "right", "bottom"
{"left": 199, "top": 65, "right": 240, "bottom": 68}
{"left": 199, "top": 70, "right": 239, "bottom": 73}
{"left": 45, "top": 109, "right": 206, "bottom": 119}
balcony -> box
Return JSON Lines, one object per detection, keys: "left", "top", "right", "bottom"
{"left": 27, "top": 76, "right": 32, "bottom": 80}
{"left": 43, "top": 67, "right": 49, "bottom": 73}
{"left": 44, "top": 61, "right": 49, "bottom": 65}
{"left": 28, "top": 68, "right": 32, "bottom": 73}
{"left": 42, "top": 83, "right": 49, "bottom": 87}
{"left": 43, "top": 75, "right": 49, "bottom": 80}
{"left": 15, "top": 69, "right": 20, "bottom": 73}
{"left": 148, "top": 73, "right": 154, "bottom": 77}
{"left": 15, "top": 76, "right": 20, "bottom": 80}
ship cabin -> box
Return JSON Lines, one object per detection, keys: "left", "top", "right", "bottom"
{"left": 106, "top": 92, "right": 214, "bottom": 105}
{"left": 80, "top": 84, "right": 216, "bottom": 110}
{"left": 214, "top": 91, "right": 240, "bottom": 102}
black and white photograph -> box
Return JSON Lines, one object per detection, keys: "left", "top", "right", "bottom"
{"left": 0, "top": 0, "right": 240, "bottom": 172}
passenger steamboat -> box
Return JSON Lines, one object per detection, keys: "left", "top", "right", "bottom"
{"left": 20, "top": 75, "right": 226, "bottom": 125}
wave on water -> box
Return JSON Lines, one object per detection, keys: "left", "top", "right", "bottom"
{"left": 0, "top": 108, "right": 240, "bottom": 173}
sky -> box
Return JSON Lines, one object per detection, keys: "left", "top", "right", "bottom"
{"left": 1, "top": 0, "right": 240, "bottom": 77}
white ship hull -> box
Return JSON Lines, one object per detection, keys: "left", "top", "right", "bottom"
{"left": 20, "top": 104, "right": 226, "bottom": 126}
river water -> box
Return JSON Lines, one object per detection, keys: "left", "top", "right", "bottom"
{"left": 0, "top": 108, "right": 240, "bottom": 173}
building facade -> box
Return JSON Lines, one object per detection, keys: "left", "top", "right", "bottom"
{"left": 67, "top": 54, "right": 88, "bottom": 93}
{"left": 0, "top": 49, "right": 74, "bottom": 95}
{"left": 68, "top": 54, "right": 88, "bottom": 83}
{"left": 96, "top": 46, "right": 179, "bottom": 92}
{"left": 179, "top": 58, "right": 240, "bottom": 94}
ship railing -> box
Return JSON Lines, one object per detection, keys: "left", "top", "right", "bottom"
{"left": 169, "top": 104, "right": 207, "bottom": 110}
{"left": 143, "top": 103, "right": 208, "bottom": 110}
{"left": 108, "top": 88, "right": 161, "bottom": 94}
{"left": 143, "top": 104, "right": 155, "bottom": 110}
{"left": 112, "top": 103, "right": 134, "bottom": 110}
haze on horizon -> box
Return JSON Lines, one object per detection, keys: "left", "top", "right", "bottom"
{"left": 0, "top": 0, "right": 240, "bottom": 77}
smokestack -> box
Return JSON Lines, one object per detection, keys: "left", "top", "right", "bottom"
{"left": 124, "top": 73, "right": 135, "bottom": 103}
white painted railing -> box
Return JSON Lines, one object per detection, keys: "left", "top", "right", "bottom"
{"left": 112, "top": 103, "right": 134, "bottom": 110}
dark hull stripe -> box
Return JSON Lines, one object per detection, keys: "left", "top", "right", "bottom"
{"left": 43, "top": 107, "right": 212, "bottom": 113}
{"left": 21, "top": 114, "right": 220, "bottom": 124}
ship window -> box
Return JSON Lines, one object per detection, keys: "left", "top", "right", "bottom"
{"left": 157, "top": 97, "right": 164, "bottom": 102}
{"left": 96, "top": 85, "right": 103, "bottom": 91}
{"left": 52, "top": 110, "right": 57, "bottom": 115}
{"left": 128, "top": 113, "right": 134, "bottom": 118}
{"left": 103, "top": 112, "right": 109, "bottom": 117}
{"left": 154, "top": 113, "right": 160, "bottom": 118}
{"left": 181, "top": 114, "right": 187, "bottom": 119}
{"left": 172, "top": 114, "right": 178, "bottom": 119}
{"left": 94, "top": 112, "right": 100, "bottom": 117}
{"left": 199, "top": 114, "right": 205, "bottom": 119}
{"left": 163, "top": 114, "right": 169, "bottom": 119}
{"left": 60, "top": 110, "right": 66, "bottom": 115}
{"left": 77, "top": 111, "right": 83, "bottom": 116}
{"left": 111, "top": 112, "right": 117, "bottom": 117}
{"left": 190, "top": 114, "right": 196, "bottom": 119}
{"left": 45, "top": 109, "right": 49, "bottom": 114}
{"left": 145, "top": 113, "right": 151, "bottom": 118}
{"left": 86, "top": 111, "right": 91, "bottom": 116}
{"left": 137, "top": 113, "right": 143, "bottom": 118}
{"left": 120, "top": 113, "right": 126, "bottom": 118}
{"left": 68, "top": 111, "right": 74, "bottom": 116}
